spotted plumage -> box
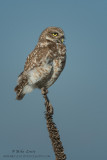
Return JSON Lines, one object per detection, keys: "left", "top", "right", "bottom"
{"left": 14, "top": 27, "right": 66, "bottom": 100}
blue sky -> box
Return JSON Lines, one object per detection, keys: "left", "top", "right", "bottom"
{"left": 0, "top": 0, "right": 107, "bottom": 160}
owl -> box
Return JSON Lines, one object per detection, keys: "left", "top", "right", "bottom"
{"left": 14, "top": 27, "right": 66, "bottom": 100}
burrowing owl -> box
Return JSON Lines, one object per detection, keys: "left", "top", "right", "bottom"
{"left": 14, "top": 27, "right": 66, "bottom": 100}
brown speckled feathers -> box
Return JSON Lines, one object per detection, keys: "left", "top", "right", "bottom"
{"left": 14, "top": 27, "right": 66, "bottom": 100}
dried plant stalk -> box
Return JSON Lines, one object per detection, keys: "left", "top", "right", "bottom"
{"left": 41, "top": 88, "right": 66, "bottom": 160}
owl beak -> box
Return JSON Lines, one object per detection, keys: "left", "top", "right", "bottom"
{"left": 61, "top": 35, "right": 65, "bottom": 43}
{"left": 61, "top": 38, "right": 64, "bottom": 43}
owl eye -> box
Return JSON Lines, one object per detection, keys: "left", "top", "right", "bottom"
{"left": 52, "top": 33, "right": 58, "bottom": 36}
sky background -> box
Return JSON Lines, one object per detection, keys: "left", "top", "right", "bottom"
{"left": 0, "top": 0, "right": 107, "bottom": 160}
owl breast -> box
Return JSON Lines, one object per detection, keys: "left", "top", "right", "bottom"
{"left": 44, "top": 43, "right": 66, "bottom": 88}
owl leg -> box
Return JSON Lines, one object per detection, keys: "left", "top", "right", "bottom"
{"left": 41, "top": 87, "right": 48, "bottom": 95}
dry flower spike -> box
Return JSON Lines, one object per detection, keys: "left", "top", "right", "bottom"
{"left": 41, "top": 87, "right": 66, "bottom": 160}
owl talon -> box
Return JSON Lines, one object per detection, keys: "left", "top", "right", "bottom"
{"left": 41, "top": 87, "right": 48, "bottom": 95}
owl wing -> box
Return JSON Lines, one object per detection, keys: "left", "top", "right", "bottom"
{"left": 24, "top": 46, "right": 52, "bottom": 71}
{"left": 15, "top": 46, "right": 53, "bottom": 100}
{"left": 23, "top": 46, "right": 53, "bottom": 87}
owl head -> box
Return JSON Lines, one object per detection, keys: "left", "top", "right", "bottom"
{"left": 39, "top": 27, "right": 65, "bottom": 44}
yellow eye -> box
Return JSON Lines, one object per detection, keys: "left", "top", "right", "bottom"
{"left": 52, "top": 33, "right": 58, "bottom": 36}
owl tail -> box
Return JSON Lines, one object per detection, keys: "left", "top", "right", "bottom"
{"left": 14, "top": 72, "right": 28, "bottom": 100}
{"left": 14, "top": 84, "right": 25, "bottom": 100}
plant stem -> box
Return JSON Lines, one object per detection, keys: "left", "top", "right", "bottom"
{"left": 41, "top": 88, "right": 66, "bottom": 160}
